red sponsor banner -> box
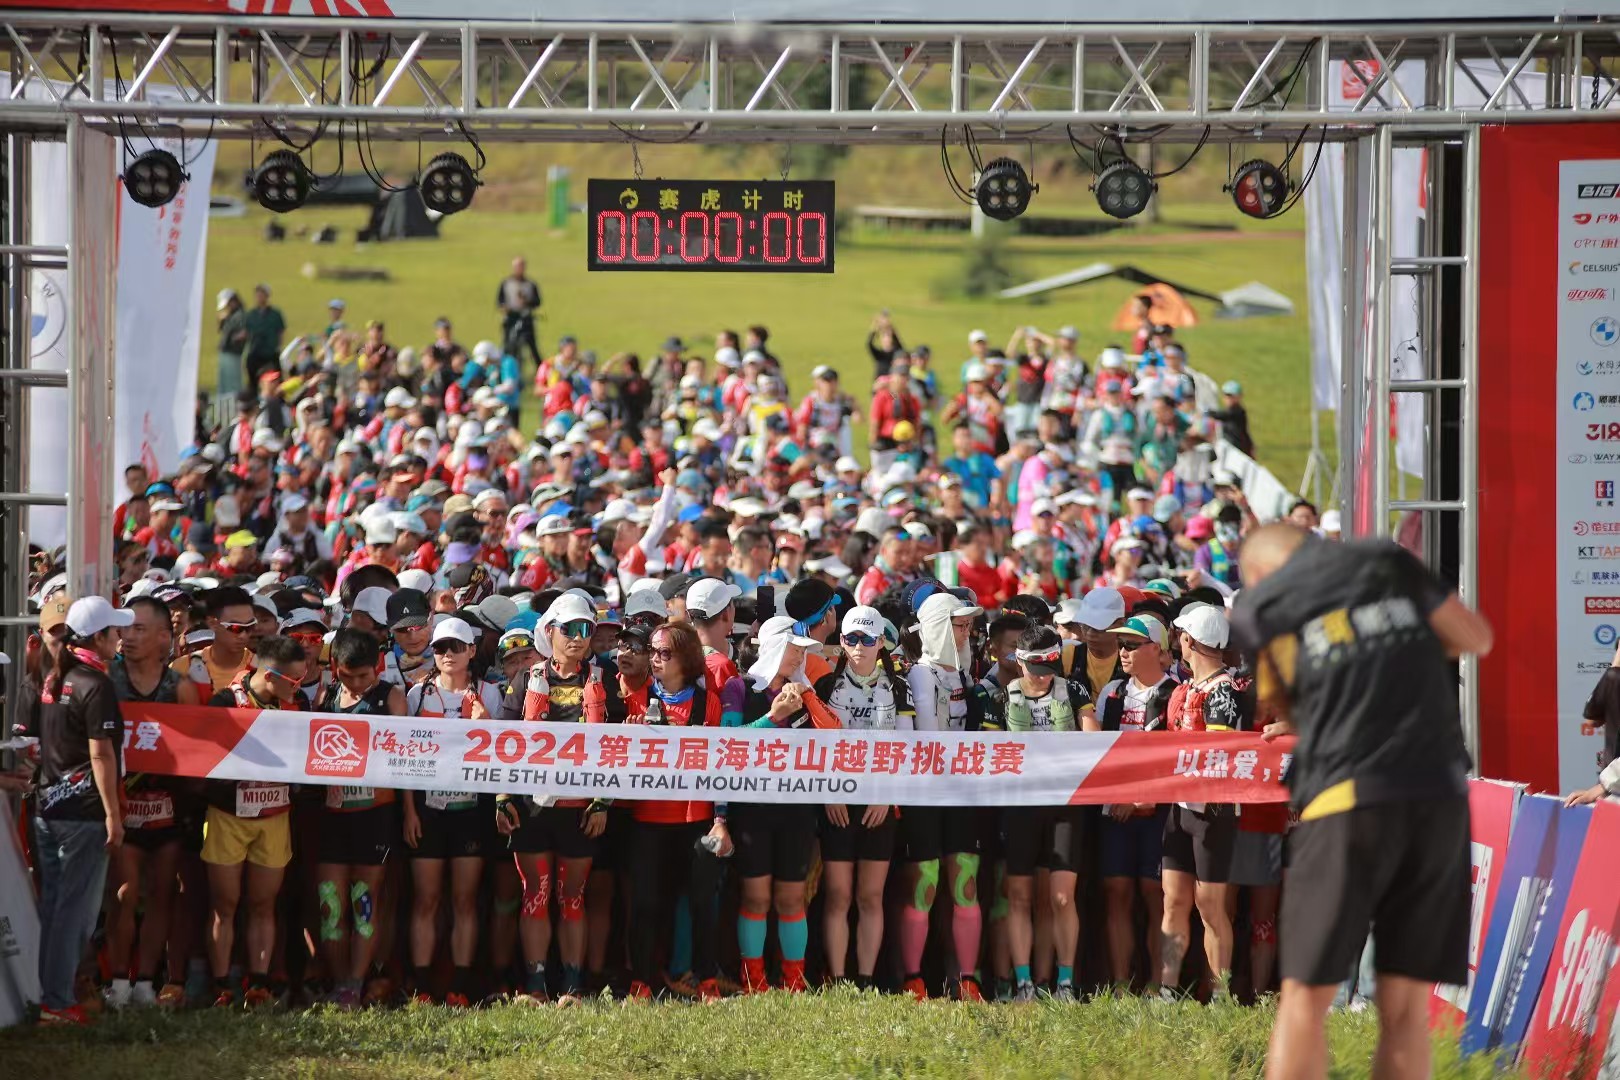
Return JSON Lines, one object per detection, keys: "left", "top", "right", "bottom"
{"left": 1520, "top": 799, "right": 1620, "bottom": 1078}
{"left": 1431, "top": 778, "right": 1522, "bottom": 1030}
{"left": 119, "top": 703, "right": 1296, "bottom": 807}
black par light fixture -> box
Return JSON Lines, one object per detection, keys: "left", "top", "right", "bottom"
{"left": 1091, "top": 158, "right": 1155, "bottom": 220}
{"left": 251, "top": 149, "right": 314, "bottom": 213}
{"left": 974, "top": 157, "right": 1037, "bottom": 221}
{"left": 1228, "top": 159, "right": 1292, "bottom": 219}
{"left": 122, "top": 149, "right": 187, "bottom": 209}
{"left": 419, "top": 151, "right": 480, "bottom": 215}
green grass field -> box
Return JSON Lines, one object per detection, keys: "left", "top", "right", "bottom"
{"left": 0, "top": 991, "right": 1505, "bottom": 1080}
{"left": 202, "top": 194, "right": 1324, "bottom": 487}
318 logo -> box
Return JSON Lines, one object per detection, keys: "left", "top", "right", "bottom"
{"left": 306, "top": 719, "right": 369, "bottom": 778}
{"left": 1587, "top": 422, "right": 1620, "bottom": 441}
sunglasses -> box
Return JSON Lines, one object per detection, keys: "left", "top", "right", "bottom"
{"left": 434, "top": 640, "right": 472, "bottom": 655}
{"left": 263, "top": 667, "right": 300, "bottom": 686}
{"left": 499, "top": 635, "right": 535, "bottom": 654}
{"left": 1117, "top": 638, "right": 1153, "bottom": 652}
{"left": 650, "top": 646, "right": 676, "bottom": 662}
{"left": 841, "top": 632, "right": 879, "bottom": 647}
{"left": 287, "top": 631, "right": 324, "bottom": 645}
{"left": 558, "top": 620, "right": 595, "bottom": 640}
{"left": 217, "top": 620, "right": 257, "bottom": 633}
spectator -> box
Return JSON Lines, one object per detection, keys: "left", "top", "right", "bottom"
{"left": 496, "top": 257, "right": 542, "bottom": 369}
{"left": 242, "top": 284, "right": 286, "bottom": 387}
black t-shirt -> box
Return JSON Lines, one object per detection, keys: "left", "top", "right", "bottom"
{"left": 1230, "top": 538, "right": 1468, "bottom": 815}
{"left": 1581, "top": 667, "right": 1620, "bottom": 777}
{"left": 33, "top": 663, "right": 123, "bottom": 821}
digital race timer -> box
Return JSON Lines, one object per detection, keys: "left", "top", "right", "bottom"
{"left": 585, "top": 179, "right": 835, "bottom": 273}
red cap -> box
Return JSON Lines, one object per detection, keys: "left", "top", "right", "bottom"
{"left": 1114, "top": 585, "right": 1148, "bottom": 613}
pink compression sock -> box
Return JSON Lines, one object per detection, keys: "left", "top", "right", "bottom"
{"left": 899, "top": 907, "right": 931, "bottom": 975}
{"left": 951, "top": 905, "right": 983, "bottom": 977}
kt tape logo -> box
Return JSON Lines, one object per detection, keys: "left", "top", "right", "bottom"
{"left": 306, "top": 719, "right": 370, "bottom": 778}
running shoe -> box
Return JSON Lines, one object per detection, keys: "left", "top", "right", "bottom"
{"left": 1013, "top": 982, "right": 1037, "bottom": 1004}
{"left": 663, "top": 972, "right": 700, "bottom": 999}
{"left": 362, "top": 974, "right": 396, "bottom": 1007}
{"left": 211, "top": 987, "right": 239, "bottom": 1009}
{"left": 1051, "top": 984, "right": 1077, "bottom": 1004}
{"left": 155, "top": 983, "right": 186, "bottom": 1010}
{"left": 780, "top": 962, "right": 808, "bottom": 994}
{"left": 740, "top": 959, "right": 770, "bottom": 995}
{"left": 624, "top": 980, "right": 654, "bottom": 1004}
{"left": 444, "top": 992, "right": 472, "bottom": 1009}
{"left": 697, "top": 978, "right": 722, "bottom": 1003}
{"left": 902, "top": 976, "right": 928, "bottom": 1002}
{"left": 38, "top": 1005, "right": 91, "bottom": 1026}
{"left": 956, "top": 976, "right": 985, "bottom": 1003}
{"left": 329, "top": 986, "right": 362, "bottom": 1011}
{"left": 512, "top": 988, "right": 550, "bottom": 1006}
{"left": 410, "top": 991, "right": 436, "bottom": 1006}
{"left": 103, "top": 980, "right": 131, "bottom": 1011}
{"left": 555, "top": 990, "right": 582, "bottom": 1008}
{"left": 242, "top": 986, "right": 275, "bottom": 1009}
{"left": 714, "top": 973, "right": 743, "bottom": 996}
{"left": 130, "top": 981, "right": 159, "bottom": 1008}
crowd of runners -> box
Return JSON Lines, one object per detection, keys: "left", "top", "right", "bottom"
{"left": 10, "top": 272, "right": 1353, "bottom": 1023}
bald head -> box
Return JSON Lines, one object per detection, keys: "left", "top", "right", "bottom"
{"left": 1239, "top": 522, "right": 1312, "bottom": 587}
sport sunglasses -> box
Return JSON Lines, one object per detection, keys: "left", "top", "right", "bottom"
{"left": 557, "top": 620, "right": 595, "bottom": 640}
{"left": 433, "top": 640, "right": 472, "bottom": 655}
{"left": 216, "top": 620, "right": 258, "bottom": 633}
{"left": 841, "top": 632, "right": 879, "bottom": 647}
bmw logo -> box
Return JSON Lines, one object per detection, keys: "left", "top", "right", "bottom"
{"left": 1576, "top": 392, "right": 1597, "bottom": 411}
{"left": 1593, "top": 317, "right": 1620, "bottom": 346}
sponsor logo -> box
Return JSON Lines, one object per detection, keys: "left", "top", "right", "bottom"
{"left": 1578, "top": 183, "right": 1620, "bottom": 199}
{"left": 1573, "top": 237, "right": 1620, "bottom": 250}
{"left": 1577, "top": 659, "right": 1613, "bottom": 674}
{"left": 1576, "top": 544, "right": 1620, "bottom": 558}
{"left": 1578, "top": 360, "right": 1595, "bottom": 375}
{"left": 1584, "top": 568, "right": 1620, "bottom": 582}
{"left": 1586, "top": 422, "right": 1620, "bottom": 441}
{"left": 1596, "top": 623, "right": 1619, "bottom": 647}
{"left": 1544, "top": 909, "right": 1617, "bottom": 1033}
{"left": 1594, "top": 452, "right": 1620, "bottom": 464}
{"left": 1569, "top": 288, "right": 1612, "bottom": 302}
{"left": 1585, "top": 597, "right": 1620, "bottom": 614}
{"left": 1573, "top": 522, "right": 1620, "bottom": 535}
{"left": 1593, "top": 317, "right": 1620, "bottom": 346}
{"left": 306, "top": 719, "right": 370, "bottom": 778}
{"left": 1576, "top": 392, "right": 1597, "bottom": 411}
{"left": 1570, "top": 263, "right": 1620, "bottom": 275}
{"left": 1571, "top": 453, "right": 1591, "bottom": 464}
{"left": 1576, "top": 212, "right": 1594, "bottom": 224}
{"left": 1601, "top": 480, "right": 1617, "bottom": 497}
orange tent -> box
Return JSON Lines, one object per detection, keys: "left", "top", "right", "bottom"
{"left": 1110, "top": 282, "right": 1199, "bottom": 331}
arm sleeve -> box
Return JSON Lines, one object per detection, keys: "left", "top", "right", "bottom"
{"left": 720, "top": 676, "right": 747, "bottom": 728}
{"left": 638, "top": 479, "right": 677, "bottom": 561}
{"left": 908, "top": 666, "right": 939, "bottom": 731}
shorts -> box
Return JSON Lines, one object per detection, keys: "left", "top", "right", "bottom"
{"left": 123, "top": 826, "right": 182, "bottom": 852}
{"left": 897, "top": 806, "right": 983, "bottom": 863}
{"left": 730, "top": 803, "right": 817, "bottom": 881}
{"left": 1161, "top": 805, "right": 1238, "bottom": 883}
{"left": 318, "top": 804, "right": 397, "bottom": 867}
{"left": 509, "top": 802, "right": 599, "bottom": 860}
{"left": 1280, "top": 796, "right": 1470, "bottom": 987}
{"left": 409, "top": 803, "right": 488, "bottom": 861}
{"left": 1098, "top": 806, "right": 1168, "bottom": 880}
{"left": 999, "top": 805, "right": 1086, "bottom": 876}
{"left": 201, "top": 807, "right": 293, "bottom": 869}
{"left": 1228, "top": 830, "right": 1284, "bottom": 887}
{"left": 820, "top": 806, "right": 899, "bottom": 863}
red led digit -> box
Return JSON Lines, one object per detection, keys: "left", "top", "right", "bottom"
{"left": 597, "top": 210, "right": 626, "bottom": 262}
{"left": 762, "top": 212, "right": 792, "bottom": 263}
{"left": 795, "top": 212, "right": 826, "bottom": 263}
{"left": 715, "top": 212, "right": 743, "bottom": 263}
{"left": 629, "top": 211, "right": 660, "bottom": 262}
{"left": 680, "top": 211, "right": 709, "bottom": 263}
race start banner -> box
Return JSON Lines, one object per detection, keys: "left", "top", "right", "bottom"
{"left": 119, "top": 704, "right": 1295, "bottom": 808}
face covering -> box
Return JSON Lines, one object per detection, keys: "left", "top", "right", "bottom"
{"left": 747, "top": 615, "right": 810, "bottom": 690}
{"left": 916, "top": 592, "right": 972, "bottom": 671}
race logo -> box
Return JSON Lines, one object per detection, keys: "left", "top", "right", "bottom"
{"left": 1592, "top": 317, "right": 1620, "bottom": 346}
{"left": 1584, "top": 597, "right": 1620, "bottom": 615}
{"left": 1577, "top": 183, "right": 1620, "bottom": 198}
{"left": 306, "top": 718, "right": 370, "bottom": 778}
{"left": 1585, "top": 422, "right": 1620, "bottom": 441}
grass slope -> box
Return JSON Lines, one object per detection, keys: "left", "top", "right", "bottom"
{"left": 202, "top": 201, "right": 1321, "bottom": 485}
{"left": 0, "top": 991, "right": 1506, "bottom": 1080}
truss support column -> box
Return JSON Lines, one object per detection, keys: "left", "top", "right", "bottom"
{"left": 1458, "top": 127, "right": 1481, "bottom": 768}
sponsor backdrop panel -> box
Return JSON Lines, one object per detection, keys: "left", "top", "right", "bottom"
{"left": 1479, "top": 126, "right": 1620, "bottom": 795}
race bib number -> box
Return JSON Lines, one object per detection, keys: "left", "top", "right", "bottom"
{"left": 326, "top": 785, "right": 376, "bottom": 811}
{"left": 424, "top": 790, "right": 476, "bottom": 812}
{"left": 124, "top": 790, "right": 175, "bottom": 830}
{"left": 235, "top": 781, "right": 291, "bottom": 819}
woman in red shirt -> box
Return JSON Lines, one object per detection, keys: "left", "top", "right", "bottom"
{"left": 623, "top": 621, "right": 726, "bottom": 1001}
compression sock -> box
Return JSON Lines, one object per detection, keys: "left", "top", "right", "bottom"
{"left": 1057, "top": 965, "right": 1074, "bottom": 988}
{"left": 525, "top": 962, "right": 547, "bottom": 994}
{"left": 669, "top": 894, "right": 693, "bottom": 977}
{"left": 412, "top": 966, "right": 433, "bottom": 994}
{"left": 779, "top": 911, "right": 809, "bottom": 986}
{"left": 738, "top": 908, "right": 768, "bottom": 961}
{"left": 899, "top": 906, "right": 931, "bottom": 977}
{"left": 1014, "top": 964, "right": 1032, "bottom": 987}
{"left": 951, "top": 905, "right": 983, "bottom": 979}
{"left": 561, "top": 965, "right": 584, "bottom": 995}
{"left": 451, "top": 966, "right": 474, "bottom": 997}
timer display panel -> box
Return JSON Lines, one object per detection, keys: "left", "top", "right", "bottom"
{"left": 586, "top": 179, "right": 834, "bottom": 273}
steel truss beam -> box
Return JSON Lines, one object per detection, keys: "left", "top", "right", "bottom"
{"left": 4, "top": 15, "right": 1620, "bottom": 143}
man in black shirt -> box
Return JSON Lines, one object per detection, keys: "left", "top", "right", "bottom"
{"left": 1232, "top": 524, "right": 1493, "bottom": 1080}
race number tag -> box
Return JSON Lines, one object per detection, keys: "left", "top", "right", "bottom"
{"left": 123, "top": 791, "right": 175, "bottom": 830}
{"left": 235, "top": 781, "right": 291, "bottom": 819}
{"left": 424, "top": 790, "right": 476, "bottom": 812}
{"left": 326, "top": 785, "right": 376, "bottom": 811}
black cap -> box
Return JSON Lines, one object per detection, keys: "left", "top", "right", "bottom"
{"left": 657, "top": 571, "right": 695, "bottom": 601}
{"left": 236, "top": 388, "right": 259, "bottom": 409}
{"left": 445, "top": 562, "right": 486, "bottom": 590}
{"left": 616, "top": 624, "right": 653, "bottom": 650}
{"left": 784, "top": 578, "right": 837, "bottom": 623}
{"left": 187, "top": 520, "right": 217, "bottom": 552}
{"left": 386, "top": 588, "right": 430, "bottom": 629}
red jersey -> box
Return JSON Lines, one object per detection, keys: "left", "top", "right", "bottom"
{"left": 623, "top": 679, "right": 720, "bottom": 824}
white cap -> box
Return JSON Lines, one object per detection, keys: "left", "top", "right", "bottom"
{"left": 328, "top": 297, "right": 346, "bottom": 310}
{"left": 542, "top": 591, "right": 598, "bottom": 629}
{"left": 1076, "top": 587, "right": 1127, "bottom": 631}
{"left": 150, "top": 496, "right": 184, "bottom": 512}
{"left": 391, "top": 511, "right": 429, "bottom": 537}
{"left": 398, "top": 568, "right": 434, "bottom": 594}
{"left": 1053, "top": 597, "right": 1085, "bottom": 626}
{"left": 250, "top": 429, "right": 284, "bottom": 452}
{"left": 715, "top": 347, "right": 741, "bottom": 368}
{"left": 352, "top": 586, "right": 392, "bottom": 625}
{"left": 834, "top": 455, "right": 861, "bottom": 474}
{"left": 280, "top": 607, "right": 326, "bottom": 633}
{"left": 968, "top": 329, "right": 989, "bottom": 344}
{"left": 692, "top": 417, "right": 722, "bottom": 441}
{"left": 687, "top": 577, "right": 742, "bottom": 619}
{"left": 251, "top": 593, "right": 279, "bottom": 617}
{"left": 730, "top": 497, "right": 766, "bottom": 518}
{"left": 364, "top": 518, "right": 399, "bottom": 545}
{"left": 855, "top": 507, "right": 892, "bottom": 538}
{"left": 282, "top": 493, "right": 309, "bottom": 514}
{"left": 473, "top": 340, "right": 501, "bottom": 362}
{"left": 1173, "top": 604, "right": 1230, "bottom": 650}
{"left": 1031, "top": 497, "right": 1057, "bottom": 517}
{"left": 1057, "top": 325, "right": 1078, "bottom": 340}
{"left": 964, "top": 362, "right": 990, "bottom": 383}
{"left": 903, "top": 521, "right": 934, "bottom": 540}
{"left": 65, "top": 596, "right": 135, "bottom": 637}
{"left": 807, "top": 554, "right": 854, "bottom": 579}
{"left": 384, "top": 387, "right": 417, "bottom": 410}
{"left": 841, "top": 605, "right": 884, "bottom": 638}
{"left": 599, "top": 498, "right": 636, "bottom": 524}
{"left": 431, "top": 616, "right": 479, "bottom": 645}
{"left": 1212, "top": 469, "right": 1241, "bottom": 487}
{"left": 1126, "top": 487, "right": 1155, "bottom": 503}
{"left": 811, "top": 364, "right": 836, "bottom": 381}
{"left": 216, "top": 288, "right": 238, "bottom": 311}
{"left": 625, "top": 589, "right": 669, "bottom": 619}
{"left": 1321, "top": 509, "right": 1342, "bottom": 534}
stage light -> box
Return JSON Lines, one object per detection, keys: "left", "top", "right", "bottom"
{"left": 1228, "top": 159, "right": 1291, "bottom": 219}
{"left": 251, "top": 150, "right": 313, "bottom": 214}
{"left": 974, "top": 157, "right": 1036, "bottom": 221}
{"left": 122, "top": 149, "right": 187, "bottom": 209}
{"left": 1092, "top": 159, "right": 1155, "bottom": 220}
{"left": 419, "top": 151, "right": 480, "bottom": 215}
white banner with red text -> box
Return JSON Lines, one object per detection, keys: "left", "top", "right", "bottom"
{"left": 120, "top": 705, "right": 1294, "bottom": 807}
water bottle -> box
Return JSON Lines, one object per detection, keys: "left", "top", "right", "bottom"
{"left": 645, "top": 696, "right": 665, "bottom": 726}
